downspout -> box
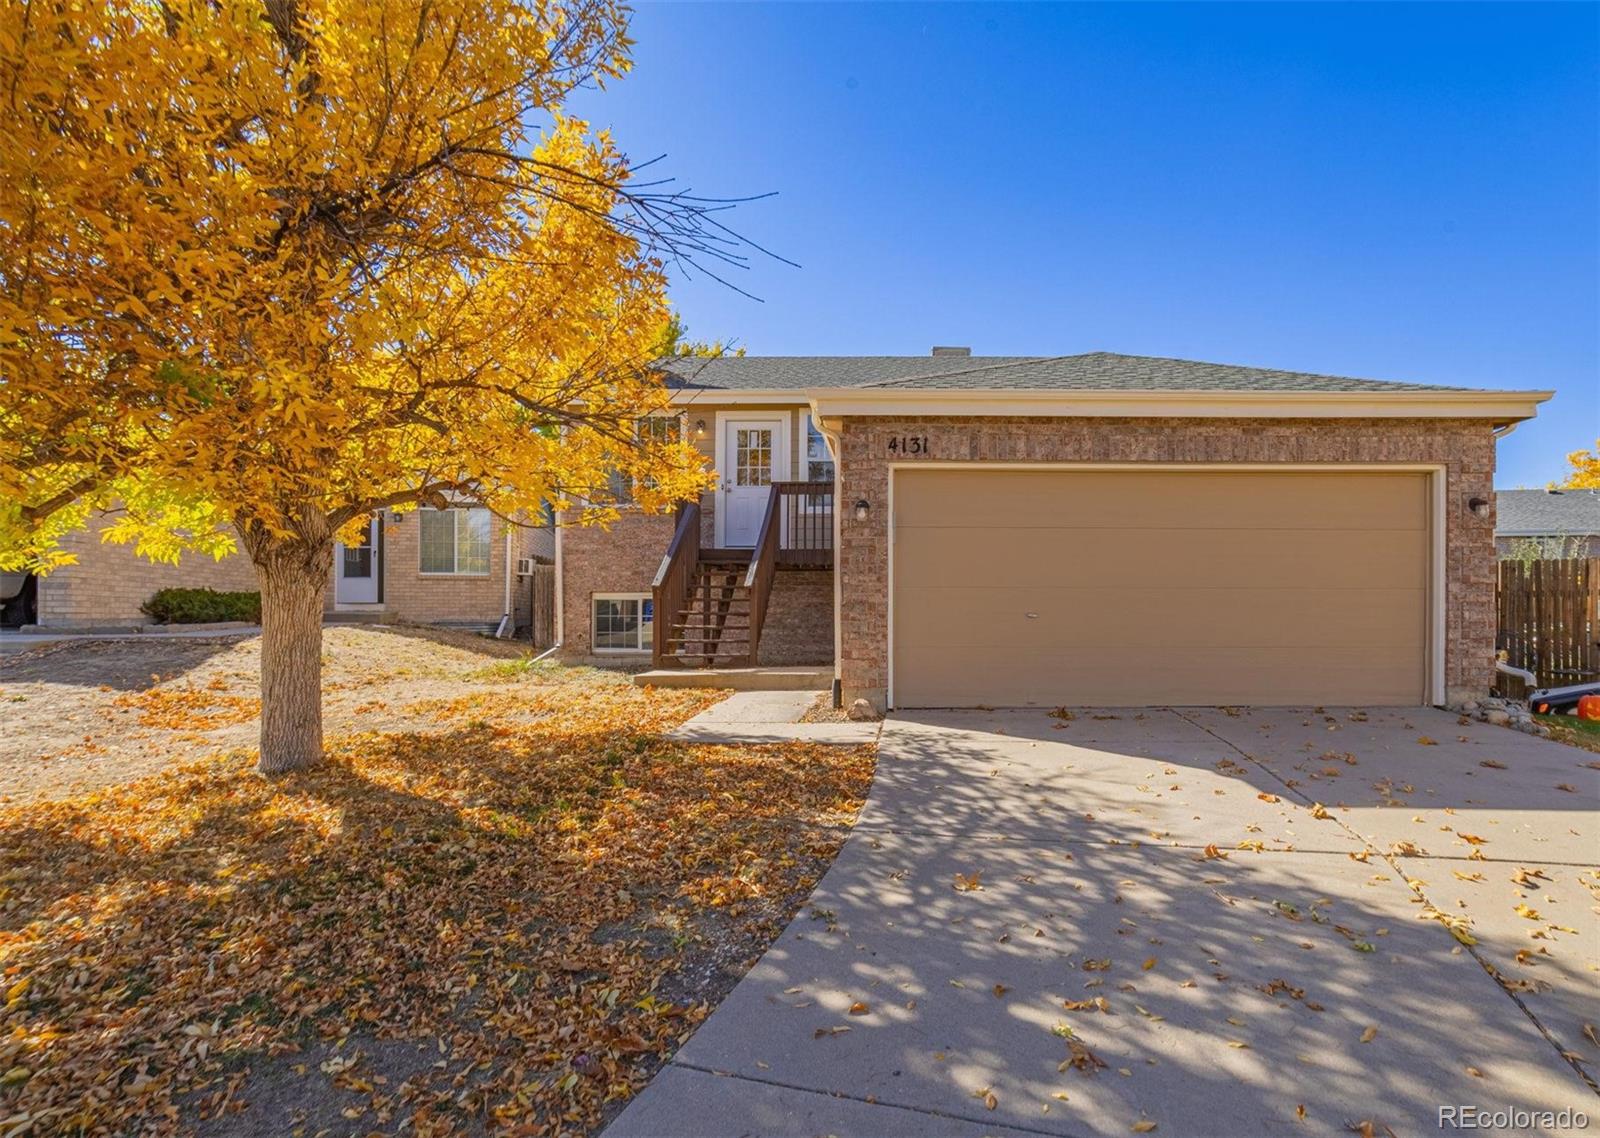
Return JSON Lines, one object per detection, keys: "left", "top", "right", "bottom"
{"left": 494, "top": 528, "right": 513, "bottom": 639}
{"left": 1495, "top": 659, "right": 1537, "bottom": 688}
{"left": 812, "top": 401, "right": 845, "bottom": 709}
{"left": 553, "top": 512, "right": 565, "bottom": 648}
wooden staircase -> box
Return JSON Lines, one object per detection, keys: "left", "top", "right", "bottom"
{"left": 670, "top": 557, "right": 753, "bottom": 665}
{"left": 651, "top": 483, "right": 834, "bottom": 670}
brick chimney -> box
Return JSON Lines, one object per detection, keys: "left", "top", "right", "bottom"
{"left": 930, "top": 346, "right": 971, "bottom": 357}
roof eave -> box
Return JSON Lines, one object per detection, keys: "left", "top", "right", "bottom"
{"left": 665, "top": 387, "right": 813, "bottom": 405}
{"left": 805, "top": 387, "right": 1554, "bottom": 424}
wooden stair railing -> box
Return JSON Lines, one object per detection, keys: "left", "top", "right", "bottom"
{"left": 742, "top": 484, "right": 785, "bottom": 666}
{"left": 650, "top": 501, "right": 700, "bottom": 668}
{"left": 653, "top": 482, "right": 834, "bottom": 668}
{"left": 771, "top": 480, "right": 834, "bottom": 567}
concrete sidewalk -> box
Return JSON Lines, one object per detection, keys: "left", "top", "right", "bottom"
{"left": 609, "top": 706, "right": 1598, "bottom": 1137}
{"left": 664, "top": 690, "right": 881, "bottom": 745}
{"left": 0, "top": 626, "right": 260, "bottom": 654}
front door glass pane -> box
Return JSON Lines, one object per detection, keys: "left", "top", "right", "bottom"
{"left": 343, "top": 526, "right": 373, "bottom": 577}
{"left": 736, "top": 428, "right": 773, "bottom": 487}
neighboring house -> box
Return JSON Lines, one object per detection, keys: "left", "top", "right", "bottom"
{"left": 558, "top": 349, "right": 1549, "bottom": 712}
{"left": 1494, "top": 487, "right": 1600, "bottom": 559}
{"left": 25, "top": 507, "right": 555, "bottom": 633}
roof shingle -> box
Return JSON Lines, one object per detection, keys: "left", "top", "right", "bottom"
{"left": 653, "top": 351, "right": 1479, "bottom": 394}
{"left": 1495, "top": 488, "right": 1600, "bottom": 536}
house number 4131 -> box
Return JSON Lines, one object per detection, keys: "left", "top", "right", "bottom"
{"left": 886, "top": 435, "right": 929, "bottom": 456}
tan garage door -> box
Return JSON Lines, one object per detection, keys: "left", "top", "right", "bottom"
{"left": 892, "top": 468, "right": 1430, "bottom": 707}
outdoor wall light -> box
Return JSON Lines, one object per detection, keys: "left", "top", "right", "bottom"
{"left": 853, "top": 498, "right": 871, "bottom": 521}
{"left": 694, "top": 418, "right": 707, "bottom": 438}
{"left": 1468, "top": 496, "right": 1491, "bottom": 518}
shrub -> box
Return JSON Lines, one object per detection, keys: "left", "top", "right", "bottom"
{"left": 141, "top": 587, "right": 261, "bottom": 625}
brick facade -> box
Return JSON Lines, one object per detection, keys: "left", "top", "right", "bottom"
{"left": 556, "top": 402, "right": 830, "bottom": 662}
{"left": 35, "top": 508, "right": 535, "bottom": 630}
{"left": 36, "top": 514, "right": 259, "bottom": 626}
{"left": 378, "top": 511, "right": 512, "bottom": 629}
{"left": 758, "top": 570, "right": 833, "bottom": 665}
{"left": 558, "top": 511, "right": 676, "bottom": 659}
{"left": 833, "top": 416, "right": 1498, "bottom": 710}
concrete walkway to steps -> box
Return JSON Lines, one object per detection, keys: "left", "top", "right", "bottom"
{"left": 664, "top": 689, "right": 882, "bottom": 745}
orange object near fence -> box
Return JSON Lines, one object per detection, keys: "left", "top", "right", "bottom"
{"left": 1579, "top": 694, "right": 1600, "bottom": 722}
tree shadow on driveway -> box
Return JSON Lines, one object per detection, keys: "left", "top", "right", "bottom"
{"left": 612, "top": 706, "right": 1598, "bottom": 1137}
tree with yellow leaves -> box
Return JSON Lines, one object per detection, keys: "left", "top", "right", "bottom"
{"left": 0, "top": 0, "right": 734, "bottom": 770}
{"left": 1560, "top": 441, "right": 1600, "bottom": 488}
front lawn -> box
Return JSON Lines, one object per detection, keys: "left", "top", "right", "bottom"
{"left": 1535, "top": 711, "right": 1600, "bottom": 754}
{"left": 0, "top": 666, "right": 874, "bottom": 1136}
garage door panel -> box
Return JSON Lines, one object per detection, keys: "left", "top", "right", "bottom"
{"left": 897, "top": 645, "right": 1422, "bottom": 708}
{"left": 891, "top": 468, "right": 1430, "bottom": 707}
{"left": 893, "top": 586, "right": 1424, "bottom": 651}
{"left": 893, "top": 469, "right": 1428, "bottom": 531}
{"left": 893, "top": 527, "right": 1427, "bottom": 590}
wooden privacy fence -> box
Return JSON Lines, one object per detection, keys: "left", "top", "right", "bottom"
{"left": 528, "top": 563, "right": 556, "bottom": 649}
{"left": 1496, "top": 557, "right": 1600, "bottom": 688}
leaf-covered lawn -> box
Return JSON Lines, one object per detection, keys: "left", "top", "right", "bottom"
{"left": 0, "top": 670, "right": 875, "bottom": 1136}
{"left": 1535, "top": 712, "right": 1600, "bottom": 754}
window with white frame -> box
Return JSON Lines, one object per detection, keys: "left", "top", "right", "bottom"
{"left": 803, "top": 414, "right": 835, "bottom": 483}
{"left": 418, "top": 507, "right": 491, "bottom": 575}
{"left": 607, "top": 415, "right": 682, "bottom": 504}
{"left": 593, "top": 593, "right": 654, "bottom": 651}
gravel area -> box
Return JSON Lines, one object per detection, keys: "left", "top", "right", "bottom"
{"left": 798, "top": 692, "right": 851, "bottom": 723}
{"left": 0, "top": 625, "right": 559, "bottom": 803}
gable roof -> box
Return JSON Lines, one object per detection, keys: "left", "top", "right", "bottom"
{"left": 1495, "top": 488, "right": 1600, "bottom": 537}
{"left": 655, "top": 351, "right": 1479, "bottom": 394}
{"left": 654, "top": 355, "right": 1031, "bottom": 391}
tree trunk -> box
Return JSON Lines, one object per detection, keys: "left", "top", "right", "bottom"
{"left": 253, "top": 536, "right": 333, "bottom": 774}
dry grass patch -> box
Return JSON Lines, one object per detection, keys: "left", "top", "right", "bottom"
{"left": 1, "top": 627, "right": 626, "bottom": 803}
{"left": 0, "top": 673, "right": 873, "bottom": 1136}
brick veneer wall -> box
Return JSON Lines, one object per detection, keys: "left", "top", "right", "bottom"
{"left": 557, "top": 518, "right": 837, "bottom": 664}
{"left": 758, "top": 570, "right": 833, "bottom": 665}
{"left": 36, "top": 508, "right": 526, "bottom": 629}
{"left": 380, "top": 510, "right": 509, "bottom": 627}
{"left": 556, "top": 403, "right": 824, "bottom": 660}
{"left": 36, "top": 515, "right": 258, "bottom": 626}
{"left": 558, "top": 511, "right": 675, "bottom": 659}
{"left": 834, "top": 416, "right": 1498, "bottom": 710}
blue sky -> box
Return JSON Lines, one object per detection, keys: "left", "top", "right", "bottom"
{"left": 569, "top": 2, "right": 1598, "bottom": 487}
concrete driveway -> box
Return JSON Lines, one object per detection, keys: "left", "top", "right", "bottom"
{"left": 609, "top": 707, "right": 1599, "bottom": 1137}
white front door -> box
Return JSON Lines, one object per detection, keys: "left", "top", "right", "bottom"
{"left": 335, "top": 517, "right": 381, "bottom": 604}
{"left": 717, "top": 415, "right": 787, "bottom": 547}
